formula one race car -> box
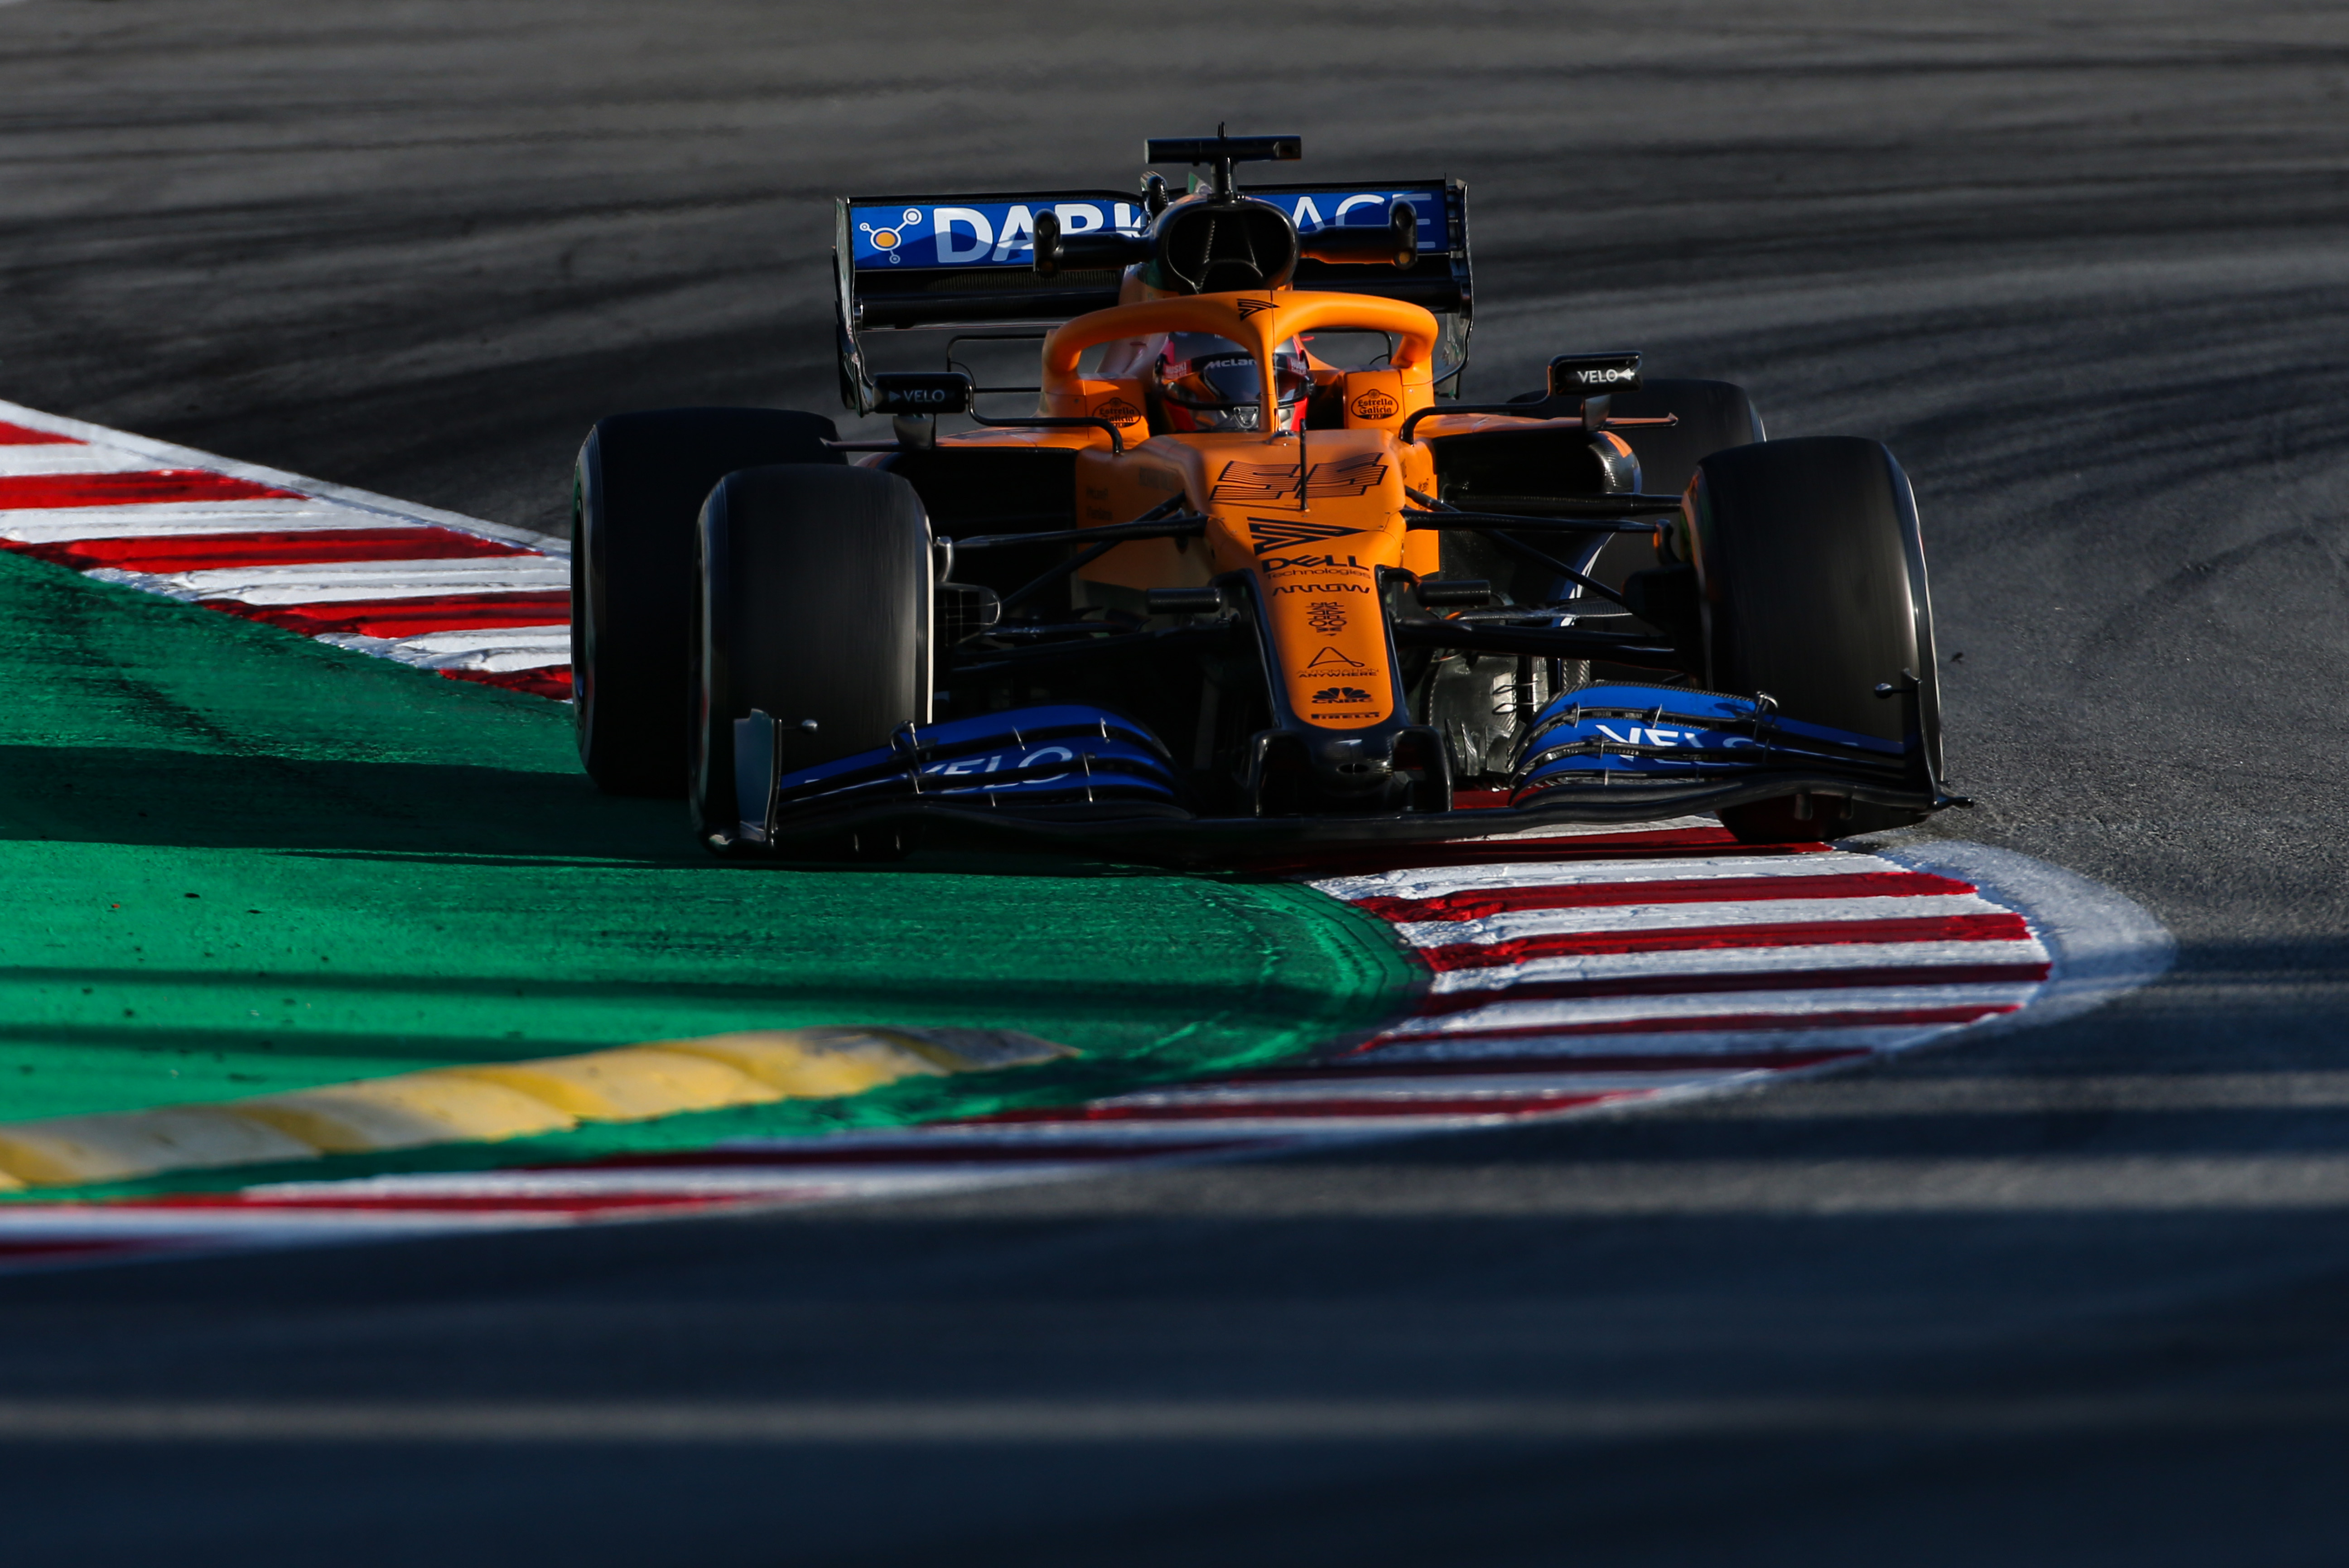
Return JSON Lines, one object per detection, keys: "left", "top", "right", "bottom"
{"left": 571, "top": 134, "right": 1962, "bottom": 861}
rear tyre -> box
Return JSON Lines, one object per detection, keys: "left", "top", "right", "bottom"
{"left": 691, "top": 464, "right": 932, "bottom": 847}
{"left": 1684, "top": 437, "right": 1942, "bottom": 845}
{"left": 573, "top": 407, "right": 841, "bottom": 797}
{"left": 1586, "top": 378, "right": 1765, "bottom": 601}
{"left": 1603, "top": 378, "right": 1765, "bottom": 493}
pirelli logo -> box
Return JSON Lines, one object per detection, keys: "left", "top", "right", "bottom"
{"left": 1211, "top": 453, "right": 1388, "bottom": 502}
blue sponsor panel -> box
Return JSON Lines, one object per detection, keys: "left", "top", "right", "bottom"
{"left": 916, "top": 735, "right": 1176, "bottom": 798}
{"left": 757, "top": 705, "right": 1182, "bottom": 821}
{"left": 1513, "top": 685, "right": 1908, "bottom": 798}
{"left": 850, "top": 190, "right": 1446, "bottom": 271}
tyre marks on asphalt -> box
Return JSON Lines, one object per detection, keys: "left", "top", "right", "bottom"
{"left": 0, "top": 402, "right": 574, "bottom": 699}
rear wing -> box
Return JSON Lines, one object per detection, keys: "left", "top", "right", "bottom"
{"left": 833, "top": 179, "right": 1473, "bottom": 415}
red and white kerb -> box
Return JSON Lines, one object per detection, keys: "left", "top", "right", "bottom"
{"left": 0, "top": 400, "right": 572, "bottom": 699}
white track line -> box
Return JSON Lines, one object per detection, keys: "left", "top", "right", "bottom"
{"left": 1350, "top": 1026, "right": 1955, "bottom": 1061}
{"left": 1423, "top": 937, "right": 2052, "bottom": 992}
{"left": 89, "top": 557, "right": 570, "bottom": 603}
{"left": 315, "top": 627, "right": 573, "bottom": 673}
{"left": 0, "top": 502, "right": 416, "bottom": 541}
{"left": 0, "top": 444, "right": 188, "bottom": 477}
{"left": 1377, "top": 983, "right": 2044, "bottom": 1036}
{"left": 1315, "top": 852, "right": 1901, "bottom": 901}
{"left": 1388, "top": 893, "right": 2007, "bottom": 948}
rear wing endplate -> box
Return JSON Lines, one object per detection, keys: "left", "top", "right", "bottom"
{"left": 834, "top": 179, "right": 1473, "bottom": 414}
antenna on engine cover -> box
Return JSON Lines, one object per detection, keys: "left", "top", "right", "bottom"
{"left": 1143, "top": 131, "right": 1302, "bottom": 200}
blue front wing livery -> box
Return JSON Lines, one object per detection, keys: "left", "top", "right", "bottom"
{"left": 736, "top": 690, "right": 1919, "bottom": 843}
{"left": 1512, "top": 685, "right": 1910, "bottom": 801}
{"left": 736, "top": 705, "right": 1180, "bottom": 840}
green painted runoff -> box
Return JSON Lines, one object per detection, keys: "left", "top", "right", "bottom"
{"left": 0, "top": 551, "right": 1418, "bottom": 1197}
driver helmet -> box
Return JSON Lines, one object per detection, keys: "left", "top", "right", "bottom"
{"left": 1153, "top": 333, "right": 1312, "bottom": 433}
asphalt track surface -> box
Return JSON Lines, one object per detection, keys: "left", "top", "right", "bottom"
{"left": 3, "top": 3, "right": 2349, "bottom": 1562}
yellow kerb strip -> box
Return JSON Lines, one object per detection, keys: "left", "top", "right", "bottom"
{"left": 0, "top": 1027, "right": 1075, "bottom": 1189}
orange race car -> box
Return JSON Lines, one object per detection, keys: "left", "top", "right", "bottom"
{"left": 571, "top": 134, "right": 1962, "bottom": 861}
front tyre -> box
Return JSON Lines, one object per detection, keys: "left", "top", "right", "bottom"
{"left": 573, "top": 407, "right": 841, "bottom": 797}
{"left": 1684, "top": 437, "right": 1943, "bottom": 844}
{"left": 1582, "top": 378, "right": 1766, "bottom": 613}
{"left": 691, "top": 464, "right": 932, "bottom": 847}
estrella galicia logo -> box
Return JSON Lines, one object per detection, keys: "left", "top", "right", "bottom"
{"left": 1349, "top": 389, "right": 1399, "bottom": 420}
{"left": 1311, "top": 686, "right": 1373, "bottom": 704}
{"left": 1091, "top": 397, "right": 1143, "bottom": 425}
{"left": 1248, "top": 517, "right": 1361, "bottom": 555}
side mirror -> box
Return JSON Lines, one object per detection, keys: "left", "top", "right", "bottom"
{"left": 1032, "top": 209, "right": 1155, "bottom": 278}
{"left": 868, "top": 371, "right": 974, "bottom": 417}
{"left": 1417, "top": 577, "right": 1493, "bottom": 608}
{"left": 1298, "top": 201, "right": 1418, "bottom": 269}
{"left": 1548, "top": 352, "right": 1642, "bottom": 397}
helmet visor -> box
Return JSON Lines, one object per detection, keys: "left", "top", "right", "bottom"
{"left": 1158, "top": 337, "right": 1312, "bottom": 419}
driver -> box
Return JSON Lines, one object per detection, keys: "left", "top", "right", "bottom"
{"left": 1148, "top": 332, "right": 1313, "bottom": 434}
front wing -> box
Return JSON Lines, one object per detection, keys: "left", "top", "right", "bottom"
{"left": 721, "top": 690, "right": 1950, "bottom": 866}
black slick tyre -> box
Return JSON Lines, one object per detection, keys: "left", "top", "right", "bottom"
{"left": 573, "top": 407, "right": 841, "bottom": 797}
{"left": 1683, "top": 436, "right": 1943, "bottom": 844}
{"left": 1603, "top": 378, "right": 1765, "bottom": 494}
{"left": 1587, "top": 378, "right": 1765, "bottom": 600}
{"left": 691, "top": 463, "right": 932, "bottom": 849}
